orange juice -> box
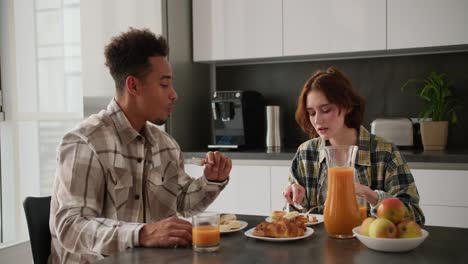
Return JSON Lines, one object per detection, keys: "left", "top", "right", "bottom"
{"left": 324, "top": 167, "right": 361, "bottom": 238}
{"left": 192, "top": 225, "right": 220, "bottom": 246}
{"left": 359, "top": 206, "right": 367, "bottom": 222}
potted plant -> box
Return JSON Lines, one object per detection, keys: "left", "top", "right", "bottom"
{"left": 401, "top": 71, "right": 463, "bottom": 150}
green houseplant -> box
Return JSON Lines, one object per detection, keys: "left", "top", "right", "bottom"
{"left": 402, "top": 71, "right": 463, "bottom": 150}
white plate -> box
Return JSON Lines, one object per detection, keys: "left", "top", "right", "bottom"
{"left": 220, "top": 221, "right": 248, "bottom": 234}
{"left": 353, "top": 226, "right": 429, "bottom": 252}
{"left": 265, "top": 214, "right": 324, "bottom": 226}
{"left": 244, "top": 227, "right": 314, "bottom": 242}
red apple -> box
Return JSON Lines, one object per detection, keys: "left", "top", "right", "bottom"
{"left": 368, "top": 218, "right": 397, "bottom": 238}
{"left": 360, "top": 217, "right": 376, "bottom": 236}
{"left": 397, "top": 220, "right": 422, "bottom": 238}
{"left": 377, "top": 198, "right": 406, "bottom": 224}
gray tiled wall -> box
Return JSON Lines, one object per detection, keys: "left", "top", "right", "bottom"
{"left": 216, "top": 52, "right": 468, "bottom": 148}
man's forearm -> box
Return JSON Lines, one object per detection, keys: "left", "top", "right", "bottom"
{"left": 54, "top": 211, "right": 144, "bottom": 256}
{"left": 177, "top": 176, "right": 227, "bottom": 217}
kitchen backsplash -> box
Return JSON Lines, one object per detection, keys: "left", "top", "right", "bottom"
{"left": 216, "top": 52, "right": 468, "bottom": 149}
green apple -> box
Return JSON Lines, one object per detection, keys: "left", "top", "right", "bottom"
{"left": 397, "top": 220, "right": 422, "bottom": 238}
{"left": 360, "top": 217, "right": 376, "bottom": 236}
{"left": 377, "top": 197, "right": 406, "bottom": 224}
{"left": 368, "top": 218, "right": 397, "bottom": 238}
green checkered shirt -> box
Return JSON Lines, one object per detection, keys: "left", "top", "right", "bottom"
{"left": 290, "top": 126, "right": 425, "bottom": 225}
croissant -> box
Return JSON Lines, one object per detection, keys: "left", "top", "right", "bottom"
{"left": 271, "top": 210, "right": 286, "bottom": 221}
{"left": 253, "top": 218, "right": 305, "bottom": 238}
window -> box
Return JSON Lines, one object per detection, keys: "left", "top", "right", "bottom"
{"left": 0, "top": 0, "right": 82, "bottom": 243}
{"left": 1, "top": 0, "right": 164, "bottom": 245}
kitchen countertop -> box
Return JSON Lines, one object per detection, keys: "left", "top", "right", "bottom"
{"left": 185, "top": 148, "right": 468, "bottom": 170}
{"left": 96, "top": 214, "right": 466, "bottom": 264}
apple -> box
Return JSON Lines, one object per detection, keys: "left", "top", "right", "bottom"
{"left": 360, "top": 217, "right": 376, "bottom": 236}
{"left": 377, "top": 197, "right": 406, "bottom": 224}
{"left": 368, "top": 218, "right": 397, "bottom": 238}
{"left": 397, "top": 220, "right": 422, "bottom": 238}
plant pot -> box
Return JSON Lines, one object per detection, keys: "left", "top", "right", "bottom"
{"left": 420, "top": 121, "right": 449, "bottom": 150}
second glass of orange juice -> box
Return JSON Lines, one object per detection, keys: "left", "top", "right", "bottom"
{"left": 356, "top": 196, "right": 368, "bottom": 222}
{"left": 192, "top": 212, "right": 220, "bottom": 252}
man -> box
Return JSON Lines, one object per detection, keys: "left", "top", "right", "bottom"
{"left": 49, "top": 28, "right": 232, "bottom": 263}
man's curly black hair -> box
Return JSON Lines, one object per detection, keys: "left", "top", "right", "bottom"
{"left": 104, "top": 28, "right": 169, "bottom": 94}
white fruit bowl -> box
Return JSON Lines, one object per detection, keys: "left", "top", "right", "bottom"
{"left": 352, "top": 226, "right": 429, "bottom": 252}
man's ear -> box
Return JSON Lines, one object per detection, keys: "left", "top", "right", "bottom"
{"left": 125, "top": 76, "right": 139, "bottom": 96}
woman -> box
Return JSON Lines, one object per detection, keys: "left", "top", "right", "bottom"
{"left": 283, "top": 67, "right": 425, "bottom": 225}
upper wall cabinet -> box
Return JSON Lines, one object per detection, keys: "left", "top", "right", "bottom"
{"left": 283, "top": 0, "right": 386, "bottom": 56}
{"left": 192, "top": 0, "right": 283, "bottom": 62}
{"left": 193, "top": 0, "right": 468, "bottom": 63}
{"left": 387, "top": 0, "right": 468, "bottom": 50}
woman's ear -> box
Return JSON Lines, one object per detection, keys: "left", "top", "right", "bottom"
{"left": 338, "top": 107, "right": 352, "bottom": 116}
{"left": 125, "top": 76, "right": 139, "bottom": 96}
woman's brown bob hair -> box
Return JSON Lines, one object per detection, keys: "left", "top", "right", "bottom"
{"left": 295, "top": 67, "right": 365, "bottom": 137}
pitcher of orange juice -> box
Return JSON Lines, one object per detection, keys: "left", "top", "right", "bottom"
{"left": 323, "top": 145, "right": 361, "bottom": 239}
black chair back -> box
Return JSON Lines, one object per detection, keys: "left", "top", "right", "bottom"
{"left": 23, "top": 196, "right": 52, "bottom": 264}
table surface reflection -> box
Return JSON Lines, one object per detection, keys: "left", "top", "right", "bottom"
{"left": 96, "top": 214, "right": 467, "bottom": 264}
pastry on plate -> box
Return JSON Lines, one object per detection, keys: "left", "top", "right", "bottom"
{"left": 220, "top": 214, "right": 237, "bottom": 225}
{"left": 254, "top": 212, "right": 306, "bottom": 238}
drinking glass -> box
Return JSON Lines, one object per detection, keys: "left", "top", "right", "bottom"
{"left": 192, "top": 212, "right": 220, "bottom": 252}
{"left": 356, "top": 196, "right": 368, "bottom": 222}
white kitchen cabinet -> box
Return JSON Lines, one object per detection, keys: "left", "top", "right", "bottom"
{"left": 283, "top": 0, "right": 386, "bottom": 56}
{"left": 184, "top": 163, "right": 271, "bottom": 215}
{"left": 270, "top": 166, "right": 291, "bottom": 211}
{"left": 192, "top": 0, "right": 283, "bottom": 61}
{"left": 412, "top": 169, "right": 468, "bottom": 228}
{"left": 420, "top": 205, "right": 468, "bottom": 229}
{"left": 387, "top": 0, "right": 468, "bottom": 50}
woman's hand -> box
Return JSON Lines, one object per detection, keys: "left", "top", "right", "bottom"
{"left": 282, "top": 183, "right": 305, "bottom": 205}
{"left": 203, "top": 151, "right": 232, "bottom": 182}
{"left": 355, "top": 183, "right": 378, "bottom": 206}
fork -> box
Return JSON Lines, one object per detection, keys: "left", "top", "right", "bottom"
{"left": 282, "top": 201, "right": 305, "bottom": 212}
{"left": 189, "top": 157, "right": 206, "bottom": 166}
{"left": 283, "top": 202, "right": 320, "bottom": 215}
{"left": 293, "top": 203, "right": 304, "bottom": 210}
{"left": 303, "top": 206, "right": 320, "bottom": 215}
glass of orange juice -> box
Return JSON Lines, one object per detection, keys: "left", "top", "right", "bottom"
{"left": 356, "top": 196, "right": 368, "bottom": 222}
{"left": 192, "top": 212, "right": 220, "bottom": 252}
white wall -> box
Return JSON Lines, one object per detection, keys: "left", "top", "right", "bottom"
{"left": 81, "top": 0, "right": 163, "bottom": 98}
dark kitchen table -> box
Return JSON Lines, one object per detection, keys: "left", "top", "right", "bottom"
{"left": 96, "top": 215, "right": 466, "bottom": 264}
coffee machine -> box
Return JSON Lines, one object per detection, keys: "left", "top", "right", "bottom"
{"left": 209, "top": 91, "right": 265, "bottom": 149}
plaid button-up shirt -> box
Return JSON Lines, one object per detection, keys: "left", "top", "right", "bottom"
{"left": 49, "top": 99, "right": 227, "bottom": 263}
{"left": 290, "top": 126, "right": 425, "bottom": 225}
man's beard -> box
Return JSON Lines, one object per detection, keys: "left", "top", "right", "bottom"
{"left": 151, "top": 105, "right": 174, "bottom": 126}
{"left": 152, "top": 116, "right": 169, "bottom": 126}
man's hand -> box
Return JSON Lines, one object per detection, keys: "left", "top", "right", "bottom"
{"left": 203, "top": 151, "right": 232, "bottom": 182}
{"left": 282, "top": 183, "right": 305, "bottom": 205}
{"left": 139, "top": 217, "right": 192, "bottom": 248}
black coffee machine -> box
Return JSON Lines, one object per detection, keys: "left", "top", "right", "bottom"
{"left": 209, "top": 90, "right": 265, "bottom": 149}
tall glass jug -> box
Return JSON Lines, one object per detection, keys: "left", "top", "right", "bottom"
{"left": 323, "top": 145, "right": 361, "bottom": 239}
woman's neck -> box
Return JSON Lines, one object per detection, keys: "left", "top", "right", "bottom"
{"left": 329, "top": 126, "right": 359, "bottom": 146}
